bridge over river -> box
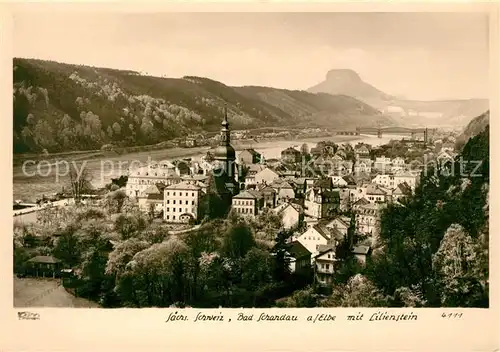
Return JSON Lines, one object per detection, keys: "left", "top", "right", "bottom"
{"left": 212, "top": 125, "right": 436, "bottom": 144}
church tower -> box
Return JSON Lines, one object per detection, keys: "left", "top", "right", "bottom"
{"left": 213, "top": 105, "right": 236, "bottom": 180}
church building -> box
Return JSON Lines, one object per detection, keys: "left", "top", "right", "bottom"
{"left": 211, "top": 106, "right": 239, "bottom": 194}
{"left": 200, "top": 106, "right": 240, "bottom": 219}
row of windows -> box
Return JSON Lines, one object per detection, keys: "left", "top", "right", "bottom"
{"left": 165, "top": 207, "right": 194, "bottom": 213}
{"left": 166, "top": 192, "right": 196, "bottom": 197}
{"left": 128, "top": 179, "right": 180, "bottom": 186}
{"left": 357, "top": 216, "right": 376, "bottom": 223}
{"left": 166, "top": 200, "right": 195, "bottom": 205}
{"left": 318, "top": 263, "right": 331, "bottom": 270}
{"left": 304, "top": 236, "right": 320, "bottom": 241}
{"left": 233, "top": 200, "right": 254, "bottom": 206}
{"left": 235, "top": 207, "right": 254, "bottom": 215}
{"left": 165, "top": 214, "right": 193, "bottom": 221}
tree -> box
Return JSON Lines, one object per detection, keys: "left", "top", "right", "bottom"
{"left": 432, "top": 224, "right": 488, "bottom": 307}
{"left": 68, "top": 165, "right": 93, "bottom": 202}
{"left": 105, "top": 238, "right": 150, "bottom": 278}
{"left": 322, "top": 274, "right": 389, "bottom": 307}
{"left": 124, "top": 236, "right": 191, "bottom": 306}
{"left": 241, "top": 248, "right": 272, "bottom": 292}
{"left": 271, "top": 229, "right": 292, "bottom": 282}
{"left": 250, "top": 207, "right": 282, "bottom": 242}
{"left": 147, "top": 203, "right": 156, "bottom": 219}
{"left": 104, "top": 190, "right": 127, "bottom": 213}
{"left": 114, "top": 213, "right": 148, "bottom": 240}
{"left": 276, "top": 287, "right": 317, "bottom": 307}
{"left": 222, "top": 220, "right": 255, "bottom": 260}
{"left": 53, "top": 224, "right": 83, "bottom": 268}
{"left": 73, "top": 220, "right": 115, "bottom": 302}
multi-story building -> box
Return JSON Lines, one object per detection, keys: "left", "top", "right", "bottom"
{"left": 275, "top": 181, "right": 295, "bottom": 204}
{"left": 366, "top": 183, "right": 390, "bottom": 204}
{"left": 373, "top": 156, "right": 392, "bottom": 174}
{"left": 354, "top": 203, "right": 386, "bottom": 246}
{"left": 354, "top": 160, "right": 372, "bottom": 174}
{"left": 254, "top": 167, "right": 280, "bottom": 185}
{"left": 372, "top": 174, "right": 395, "bottom": 189}
{"left": 391, "top": 157, "right": 406, "bottom": 173}
{"left": 231, "top": 189, "right": 263, "bottom": 218}
{"left": 163, "top": 181, "right": 202, "bottom": 223}
{"left": 393, "top": 171, "right": 419, "bottom": 191}
{"left": 239, "top": 148, "right": 261, "bottom": 165}
{"left": 138, "top": 183, "right": 166, "bottom": 214}
{"left": 290, "top": 177, "right": 307, "bottom": 197}
{"left": 273, "top": 202, "right": 304, "bottom": 230}
{"left": 126, "top": 161, "right": 182, "bottom": 198}
{"left": 281, "top": 147, "right": 301, "bottom": 164}
{"left": 314, "top": 244, "right": 337, "bottom": 285}
{"left": 325, "top": 216, "right": 351, "bottom": 236}
{"left": 296, "top": 224, "right": 332, "bottom": 259}
{"left": 304, "top": 187, "right": 340, "bottom": 219}
{"left": 354, "top": 144, "right": 370, "bottom": 160}
{"left": 259, "top": 185, "right": 277, "bottom": 208}
{"left": 243, "top": 164, "right": 266, "bottom": 186}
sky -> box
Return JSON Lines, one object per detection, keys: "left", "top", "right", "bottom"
{"left": 13, "top": 12, "right": 489, "bottom": 101}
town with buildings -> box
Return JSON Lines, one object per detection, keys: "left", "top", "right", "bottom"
{"left": 121, "top": 107, "right": 459, "bottom": 287}
{"left": 14, "top": 102, "right": 479, "bottom": 310}
{"left": 11, "top": 12, "right": 489, "bottom": 311}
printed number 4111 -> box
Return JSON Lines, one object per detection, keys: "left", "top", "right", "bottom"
{"left": 441, "top": 313, "right": 463, "bottom": 319}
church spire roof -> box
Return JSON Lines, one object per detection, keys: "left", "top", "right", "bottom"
{"left": 219, "top": 104, "right": 231, "bottom": 147}
{"left": 222, "top": 104, "right": 229, "bottom": 130}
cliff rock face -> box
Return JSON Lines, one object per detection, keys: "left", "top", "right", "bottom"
{"left": 455, "top": 110, "right": 489, "bottom": 150}
{"left": 308, "top": 69, "right": 394, "bottom": 108}
{"left": 308, "top": 69, "right": 489, "bottom": 128}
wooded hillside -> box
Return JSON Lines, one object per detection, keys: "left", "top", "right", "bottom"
{"left": 13, "top": 58, "right": 389, "bottom": 153}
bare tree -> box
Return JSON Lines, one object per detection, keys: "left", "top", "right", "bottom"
{"left": 68, "top": 164, "right": 93, "bottom": 203}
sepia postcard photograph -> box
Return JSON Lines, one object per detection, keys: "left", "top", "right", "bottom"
{"left": 2, "top": 2, "right": 499, "bottom": 352}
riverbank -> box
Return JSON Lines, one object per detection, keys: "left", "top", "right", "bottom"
{"left": 13, "top": 133, "right": 371, "bottom": 202}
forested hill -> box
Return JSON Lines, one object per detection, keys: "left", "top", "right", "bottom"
{"left": 13, "top": 58, "right": 390, "bottom": 154}
{"left": 364, "top": 121, "right": 489, "bottom": 307}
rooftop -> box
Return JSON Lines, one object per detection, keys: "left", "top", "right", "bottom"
{"left": 233, "top": 190, "right": 260, "bottom": 199}
{"left": 282, "top": 147, "right": 300, "bottom": 153}
{"left": 352, "top": 245, "right": 371, "bottom": 255}
{"left": 242, "top": 148, "right": 261, "bottom": 156}
{"left": 27, "top": 256, "right": 61, "bottom": 264}
{"left": 366, "top": 184, "right": 388, "bottom": 195}
{"left": 287, "top": 241, "right": 311, "bottom": 259}
{"left": 315, "top": 244, "right": 336, "bottom": 258}
{"left": 312, "top": 224, "right": 331, "bottom": 240}
{"left": 165, "top": 181, "right": 201, "bottom": 191}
